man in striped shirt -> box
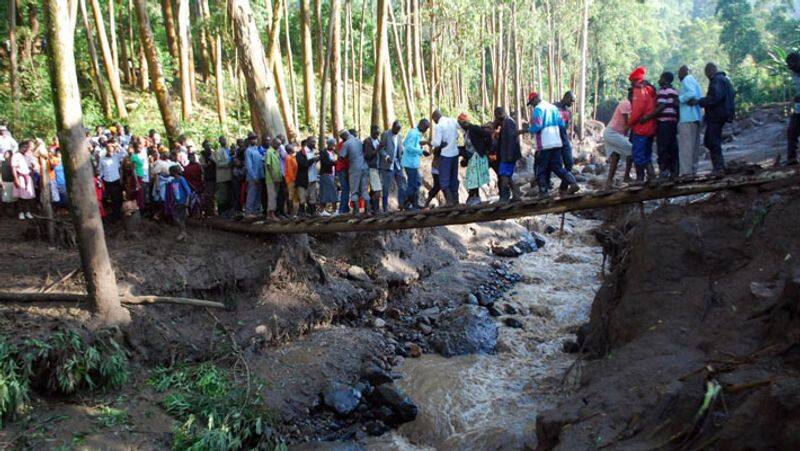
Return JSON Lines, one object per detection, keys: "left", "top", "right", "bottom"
{"left": 644, "top": 71, "right": 680, "bottom": 179}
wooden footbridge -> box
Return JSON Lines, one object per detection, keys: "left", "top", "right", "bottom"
{"left": 193, "top": 167, "right": 800, "bottom": 235}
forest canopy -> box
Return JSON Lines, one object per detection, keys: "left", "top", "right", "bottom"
{"left": 0, "top": 0, "right": 798, "bottom": 139}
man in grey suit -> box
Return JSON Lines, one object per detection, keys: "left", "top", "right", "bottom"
{"left": 378, "top": 120, "right": 407, "bottom": 212}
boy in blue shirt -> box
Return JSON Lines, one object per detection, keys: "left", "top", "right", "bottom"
{"left": 167, "top": 165, "right": 192, "bottom": 241}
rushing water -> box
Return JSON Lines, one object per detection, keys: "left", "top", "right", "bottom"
{"left": 367, "top": 215, "right": 603, "bottom": 450}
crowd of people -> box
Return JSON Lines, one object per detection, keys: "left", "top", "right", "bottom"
{"left": 0, "top": 54, "right": 798, "bottom": 239}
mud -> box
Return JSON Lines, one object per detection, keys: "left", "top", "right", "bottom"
{"left": 536, "top": 186, "right": 800, "bottom": 450}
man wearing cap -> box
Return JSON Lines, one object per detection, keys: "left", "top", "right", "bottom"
{"left": 244, "top": 132, "right": 264, "bottom": 218}
{"left": 554, "top": 91, "right": 577, "bottom": 188}
{"left": 431, "top": 110, "right": 460, "bottom": 206}
{"left": 0, "top": 125, "right": 18, "bottom": 160}
{"left": 522, "top": 93, "right": 579, "bottom": 197}
{"left": 627, "top": 66, "right": 658, "bottom": 182}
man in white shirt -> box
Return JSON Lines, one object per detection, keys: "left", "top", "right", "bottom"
{"left": 0, "top": 125, "right": 19, "bottom": 160}
{"left": 431, "top": 109, "right": 459, "bottom": 206}
{"left": 98, "top": 140, "right": 127, "bottom": 221}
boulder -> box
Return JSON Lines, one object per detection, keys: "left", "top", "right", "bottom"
{"left": 322, "top": 383, "right": 362, "bottom": 416}
{"left": 347, "top": 265, "right": 372, "bottom": 282}
{"left": 504, "top": 317, "right": 524, "bottom": 329}
{"left": 371, "top": 384, "right": 418, "bottom": 425}
{"left": 361, "top": 365, "right": 393, "bottom": 386}
{"left": 431, "top": 305, "right": 498, "bottom": 357}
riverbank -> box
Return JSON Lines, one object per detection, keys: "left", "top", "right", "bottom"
{"left": 536, "top": 185, "right": 800, "bottom": 450}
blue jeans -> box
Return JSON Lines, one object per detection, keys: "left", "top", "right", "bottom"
{"left": 337, "top": 170, "right": 350, "bottom": 213}
{"left": 404, "top": 167, "right": 421, "bottom": 207}
{"left": 438, "top": 156, "right": 459, "bottom": 198}
{"left": 536, "top": 148, "right": 575, "bottom": 193}
{"left": 631, "top": 134, "right": 654, "bottom": 167}
{"left": 245, "top": 179, "right": 263, "bottom": 215}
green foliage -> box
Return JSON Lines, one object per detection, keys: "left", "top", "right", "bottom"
{"left": 23, "top": 328, "right": 129, "bottom": 395}
{"left": 716, "top": 0, "right": 763, "bottom": 72}
{"left": 92, "top": 406, "right": 131, "bottom": 428}
{"left": 0, "top": 339, "right": 30, "bottom": 427}
{"left": 150, "top": 362, "right": 281, "bottom": 450}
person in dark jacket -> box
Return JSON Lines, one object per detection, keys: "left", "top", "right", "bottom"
{"left": 363, "top": 125, "right": 383, "bottom": 213}
{"left": 459, "top": 114, "right": 493, "bottom": 205}
{"left": 786, "top": 52, "right": 800, "bottom": 165}
{"left": 554, "top": 91, "right": 576, "bottom": 190}
{"left": 295, "top": 137, "right": 319, "bottom": 216}
{"left": 690, "top": 62, "right": 735, "bottom": 174}
{"left": 493, "top": 107, "right": 522, "bottom": 202}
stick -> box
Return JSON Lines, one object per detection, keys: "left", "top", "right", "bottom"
{"left": 42, "top": 268, "right": 80, "bottom": 293}
{"left": 0, "top": 291, "right": 225, "bottom": 309}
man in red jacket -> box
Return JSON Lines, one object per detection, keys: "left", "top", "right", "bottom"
{"left": 627, "top": 66, "right": 657, "bottom": 182}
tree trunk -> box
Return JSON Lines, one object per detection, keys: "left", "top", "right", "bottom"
{"left": 317, "top": 0, "right": 338, "bottom": 148}
{"left": 330, "top": 0, "right": 343, "bottom": 135}
{"left": 138, "top": 28, "right": 149, "bottom": 89}
{"left": 118, "top": 0, "right": 131, "bottom": 85}
{"left": 108, "top": 0, "right": 119, "bottom": 78}
{"left": 214, "top": 34, "right": 226, "bottom": 125}
{"left": 9, "top": 0, "right": 19, "bottom": 126}
{"left": 283, "top": 0, "right": 298, "bottom": 128}
{"left": 177, "top": 0, "right": 192, "bottom": 119}
{"left": 357, "top": 0, "right": 366, "bottom": 130}
{"left": 266, "top": 0, "right": 298, "bottom": 141}
{"left": 299, "top": 0, "right": 316, "bottom": 128}
{"left": 133, "top": 0, "right": 181, "bottom": 142}
{"left": 387, "top": 3, "right": 414, "bottom": 127}
{"left": 229, "top": 0, "right": 286, "bottom": 138}
{"left": 43, "top": 0, "right": 129, "bottom": 326}
{"left": 413, "top": 0, "right": 425, "bottom": 99}
{"left": 161, "top": 0, "right": 179, "bottom": 59}
{"left": 79, "top": 0, "right": 112, "bottom": 120}
{"left": 313, "top": 0, "right": 323, "bottom": 79}
{"left": 578, "top": 0, "right": 590, "bottom": 139}
{"left": 89, "top": 0, "right": 128, "bottom": 118}
{"left": 372, "top": 0, "right": 393, "bottom": 129}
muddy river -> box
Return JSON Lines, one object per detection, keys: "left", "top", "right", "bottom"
{"left": 367, "top": 215, "right": 603, "bottom": 450}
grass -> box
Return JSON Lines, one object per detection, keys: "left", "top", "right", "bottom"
{"left": 92, "top": 406, "right": 131, "bottom": 428}
{"left": 0, "top": 338, "right": 30, "bottom": 427}
{"left": 149, "top": 362, "right": 283, "bottom": 450}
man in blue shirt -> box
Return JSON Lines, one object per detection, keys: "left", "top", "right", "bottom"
{"left": 677, "top": 65, "right": 703, "bottom": 176}
{"left": 402, "top": 119, "right": 431, "bottom": 210}
{"left": 244, "top": 132, "right": 264, "bottom": 218}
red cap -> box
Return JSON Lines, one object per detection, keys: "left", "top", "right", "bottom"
{"left": 527, "top": 92, "right": 539, "bottom": 104}
{"left": 457, "top": 112, "right": 469, "bottom": 122}
{"left": 628, "top": 66, "right": 646, "bottom": 82}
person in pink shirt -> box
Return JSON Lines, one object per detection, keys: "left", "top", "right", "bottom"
{"left": 10, "top": 141, "right": 36, "bottom": 219}
{"left": 603, "top": 88, "right": 635, "bottom": 189}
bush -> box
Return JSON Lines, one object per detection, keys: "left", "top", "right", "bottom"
{"left": 150, "top": 362, "right": 283, "bottom": 450}
{"left": 0, "top": 339, "right": 30, "bottom": 427}
{"left": 24, "top": 329, "right": 130, "bottom": 395}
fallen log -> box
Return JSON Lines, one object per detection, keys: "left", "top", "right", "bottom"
{"left": 0, "top": 291, "right": 226, "bottom": 309}
{"left": 190, "top": 168, "right": 800, "bottom": 235}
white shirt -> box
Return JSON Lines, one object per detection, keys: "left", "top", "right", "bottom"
{"left": 305, "top": 148, "right": 318, "bottom": 183}
{"left": 98, "top": 150, "right": 127, "bottom": 182}
{"left": 432, "top": 116, "right": 460, "bottom": 158}
{"left": 0, "top": 134, "right": 19, "bottom": 156}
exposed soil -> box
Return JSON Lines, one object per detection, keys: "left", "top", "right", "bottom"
{"left": 535, "top": 185, "right": 800, "bottom": 450}
{"left": 0, "top": 204, "right": 531, "bottom": 448}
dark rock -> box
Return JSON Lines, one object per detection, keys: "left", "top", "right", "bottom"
{"left": 322, "top": 383, "right": 362, "bottom": 416}
{"left": 476, "top": 291, "right": 494, "bottom": 307}
{"left": 491, "top": 244, "right": 524, "bottom": 257}
{"left": 361, "top": 365, "right": 393, "bottom": 386}
{"left": 372, "top": 405, "right": 394, "bottom": 422}
{"left": 504, "top": 317, "right": 524, "bottom": 329}
{"left": 419, "top": 306, "right": 441, "bottom": 319}
{"left": 365, "top": 420, "right": 391, "bottom": 436}
{"left": 532, "top": 232, "right": 547, "bottom": 249}
{"left": 417, "top": 315, "right": 431, "bottom": 326}
{"left": 418, "top": 323, "right": 432, "bottom": 335}
{"left": 563, "top": 339, "right": 580, "bottom": 353}
{"left": 544, "top": 225, "right": 557, "bottom": 234}
{"left": 386, "top": 308, "right": 402, "bottom": 320}
{"left": 405, "top": 342, "right": 422, "bottom": 358}
{"left": 465, "top": 293, "right": 479, "bottom": 305}
{"left": 290, "top": 441, "right": 365, "bottom": 451}
{"left": 371, "top": 384, "right": 418, "bottom": 425}
{"left": 487, "top": 305, "right": 503, "bottom": 317}
{"left": 431, "top": 305, "right": 498, "bottom": 357}
{"left": 503, "top": 304, "right": 518, "bottom": 315}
